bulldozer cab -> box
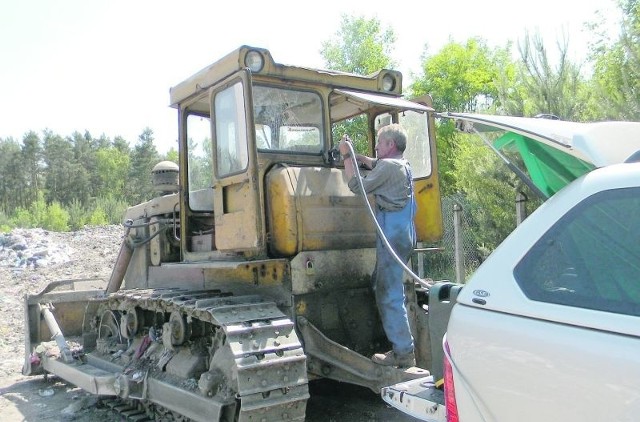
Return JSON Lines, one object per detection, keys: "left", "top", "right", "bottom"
{"left": 173, "top": 46, "right": 443, "bottom": 262}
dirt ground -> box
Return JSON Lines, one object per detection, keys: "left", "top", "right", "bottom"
{"left": 0, "top": 375, "right": 417, "bottom": 421}
{"left": 0, "top": 226, "right": 418, "bottom": 421}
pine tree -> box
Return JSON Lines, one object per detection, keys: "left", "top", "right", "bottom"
{"left": 127, "top": 128, "right": 161, "bottom": 204}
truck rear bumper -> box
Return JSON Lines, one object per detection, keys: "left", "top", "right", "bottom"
{"left": 381, "top": 376, "right": 446, "bottom": 422}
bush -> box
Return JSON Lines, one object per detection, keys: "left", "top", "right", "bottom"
{"left": 31, "top": 195, "right": 48, "bottom": 227}
{"left": 9, "top": 200, "right": 70, "bottom": 231}
{"left": 68, "top": 199, "right": 87, "bottom": 231}
{"left": 87, "top": 206, "right": 108, "bottom": 226}
{"left": 95, "top": 195, "right": 129, "bottom": 224}
{"left": 42, "top": 202, "right": 70, "bottom": 231}
{"left": 11, "top": 207, "right": 35, "bottom": 228}
{"left": 0, "top": 211, "right": 12, "bottom": 233}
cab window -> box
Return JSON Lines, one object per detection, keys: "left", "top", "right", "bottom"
{"left": 186, "top": 113, "right": 213, "bottom": 211}
{"left": 214, "top": 82, "right": 248, "bottom": 177}
{"left": 375, "top": 111, "right": 433, "bottom": 178}
{"left": 253, "top": 86, "right": 322, "bottom": 153}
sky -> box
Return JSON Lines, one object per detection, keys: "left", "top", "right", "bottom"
{"left": 0, "top": 0, "right": 619, "bottom": 153}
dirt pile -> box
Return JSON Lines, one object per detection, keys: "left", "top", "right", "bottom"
{"left": 0, "top": 225, "right": 124, "bottom": 420}
{"left": 0, "top": 225, "right": 124, "bottom": 378}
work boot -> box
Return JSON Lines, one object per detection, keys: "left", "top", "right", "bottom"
{"left": 371, "top": 350, "right": 416, "bottom": 368}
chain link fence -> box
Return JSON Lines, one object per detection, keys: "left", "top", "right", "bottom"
{"left": 415, "top": 194, "right": 499, "bottom": 284}
{"left": 416, "top": 196, "right": 480, "bottom": 282}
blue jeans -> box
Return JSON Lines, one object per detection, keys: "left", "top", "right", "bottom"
{"left": 373, "top": 200, "right": 416, "bottom": 356}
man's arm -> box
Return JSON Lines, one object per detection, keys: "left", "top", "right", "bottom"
{"left": 356, "top": 154, "right": 376, "bottom": 170}
{"left": 338, "top": 136, "right": 376, "bottom": 180}
{"left": 343, "top": 153, "right": 376, "bottom": 186}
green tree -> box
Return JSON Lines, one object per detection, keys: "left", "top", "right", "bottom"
{"left": 94, "top": 195, "right": 128, "bottom": 224}
{"left": 42, "top": 131, "right": 78, "bottom": 205}
{"left": 164, "top": 147, "right": 179, "bottom": 164}
{"left": 95, "top": 146, "right": 131, "bottom": 199}
{"left": 501, "top": 30, "right": 589, "bottom": 120}
{"left": 589, "top": 0, "right": 640, "bottom": 119}
{"left": 86, "top": 206, "right": 108, "bottom": 226}
{"left": 321, "top": 14, "right": 397, "bottom": 153}
{"left": 412, "top": 38, "right": 512, "bottom": 113}
{"left": 21, "top": 131, "right": 43, "bottom": 208}
{"left": 0, "top": 210, "right": 10, "bottom": 232}
{"left": 71, "top": 131, "right": 98, "bottom": 204}
{"left": 113, "top": 136, "right": 131, "bottom": 155}
{"left": 127, "top": 128, "right": 160, "bottom": 204}
{"left": 0, "top": 138, "right": 24, "bottom": 214}
{"left": 453, "top": 134, "right": 543, "bottom": 251}
{"left": 320, "top": 14, "right": 396, "bottom": 74}
{"left": 67, "top": 198, "right": 87, "bottom": 230}
{"left": 11, "top": 207, "right": 34, "bottom": 228}
{"left": 94, "top": 133, "right": 112, "bottom": 150}
{"left": 411, "top": 38, "right": 515, "bottom": 195}
{"left": 10, "top": 192, "right": 70, "bottom": 231}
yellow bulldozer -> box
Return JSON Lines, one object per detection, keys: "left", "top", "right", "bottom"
{"left": 22, "top": 46, "right": 449, "bottom": 421}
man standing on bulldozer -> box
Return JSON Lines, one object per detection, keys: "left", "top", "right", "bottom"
{"left": 339, "top": 124, "right": 417, "bottom": 368}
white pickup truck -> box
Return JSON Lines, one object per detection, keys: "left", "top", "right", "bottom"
{"left": 383, "top": 114, "right": 640, "bottom": 422}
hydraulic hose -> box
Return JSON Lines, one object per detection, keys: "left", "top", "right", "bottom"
{"left": 344, "top": 142, "right": 431, "bottom": 290}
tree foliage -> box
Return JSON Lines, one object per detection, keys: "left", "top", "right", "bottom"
{"left": 412, "top": 38, "right": 513, "bottom": 113}
{"left": 590, "top": 0, "right": 640, "bottom": 119}
{"left": 497, "top": 30, "right": 589, "bottom": 120}
{"left": 21, "top": 131, "right": 43, "bottom": 208}
{"left": 411, "top": 38, "right": 515, "bottom": 195}
{"left": 127, "top": 128, "right": 161, "bottom": 204}
{"left": 0, "top": 126, "right": 171, "bottom": 232}
{"left": 320, "top": 15, "right": 397, "bottom": 154}
{"left": 320, "top": 14, "right": 396, "bottom": 75}
{"left": 0, "top": 138, "right": 22, "bottom": 214}
{"left": 43, "top": 131, "right": 76, "bottom": 205}
{"left": 452, "top": 135, "right": 542, "bottom": 251}
{"left": 95, "top": 146, "right": 130, "bottom": 197}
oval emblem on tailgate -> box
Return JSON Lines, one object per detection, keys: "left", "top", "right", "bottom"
{"left": 473, "top": 289, "right": 490, "bottom": 298}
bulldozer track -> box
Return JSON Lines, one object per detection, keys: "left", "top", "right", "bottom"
{"left": 93, "top": 288, "right": 309, "bottom": 421}
{"left": 102, "top": 397, "right": 153, "bottom": 421}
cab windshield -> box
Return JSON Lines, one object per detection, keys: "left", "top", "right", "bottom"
{"left": 253, "top": 85, "right": 323, "bottom": 154}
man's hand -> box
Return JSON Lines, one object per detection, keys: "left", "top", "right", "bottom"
{"left": 338, "top": 135, "right": 351, "bottom": 156}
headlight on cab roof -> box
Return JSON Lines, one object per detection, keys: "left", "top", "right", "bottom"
{"left": 381, "top": 73, "right": 396, "bottom": 92}
{"left": 245, "top": 50, "right": 265, "bottom": 73}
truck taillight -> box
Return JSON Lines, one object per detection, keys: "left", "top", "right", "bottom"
{"left": 443, "top": 339, "right": 460, "bottom": 422}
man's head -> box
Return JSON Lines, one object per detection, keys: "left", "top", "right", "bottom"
{"left": 375, "top": 124, "right": 407, "bottom": 159}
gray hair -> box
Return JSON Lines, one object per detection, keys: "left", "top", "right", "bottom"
{"left": 377, "top": 124, "right": 408, "bottom": 152}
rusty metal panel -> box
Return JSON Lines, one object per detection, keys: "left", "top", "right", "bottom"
{"left": 297, "top": 316, "right": 429, "bottom": 392}
{"left": 290, "top": 249, "right": 375, "bottom": 295}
